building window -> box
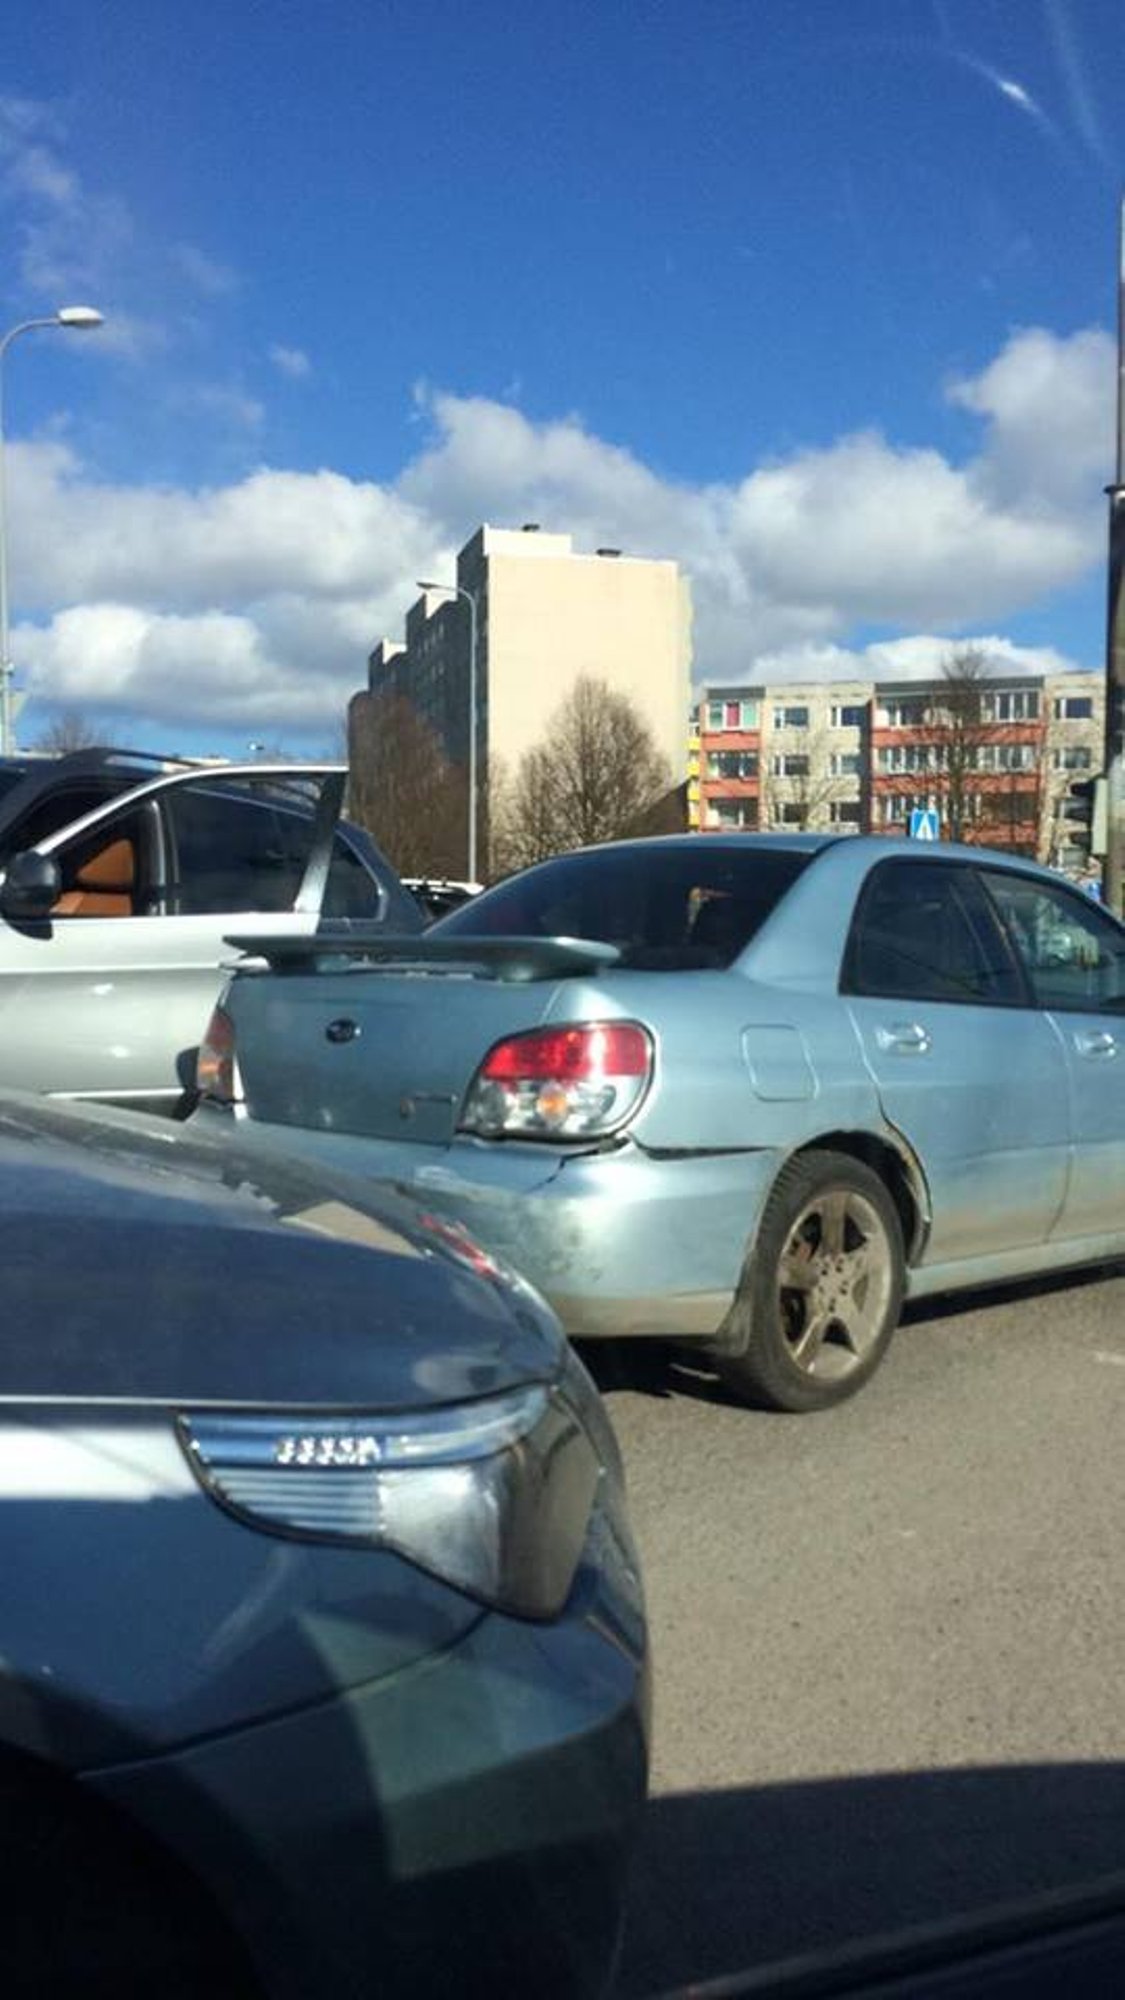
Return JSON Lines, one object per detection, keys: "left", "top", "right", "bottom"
{"left": 777, "top": 802, "right": 805, "bottom": 825}
{"left": 972, "top": 743, "right": 1038, "bottom": 773}
{"left": 710, "top": 697, "right": 758, "bottom": 731}
{"left": 880, "top": 792, "right": 933, "bottom": 825}
{"left": 708, "top": 749, "right": 759, "bottom": 778}
{"left": 981, "top": 689, "right": 1039, "bottom": 722}
{"left": 830, "top": 703, "right": 867, "bottom": 728}
{"left": 880, "top": 698, "right": 928, "bottom": 728}
{"left": 772, "top": 704, "right": 809, "bottom": 729}
{"left": 879, "top": 744, "right": 939, "bottom": 774}
{"left": 829, "top": 799, "right": 862, "bottom": 826}
{"left": 1053, "top": 694, "right": 1094, "bottom": 721}
{"left": 1052, "top": 745, "right": 1094, "bottom": 771}
{"left": 709, "top": 798, "right": 759, "bottom": 829}
{"left": 829, "top": 752, "right": 862, "bottom": 776}
{"left": 770, "top": 753, "right": 810, "bottom": 777}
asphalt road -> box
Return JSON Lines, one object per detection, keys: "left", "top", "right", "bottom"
{"left": 585, "top": 1262, "right": 1125, "bottom": 1996}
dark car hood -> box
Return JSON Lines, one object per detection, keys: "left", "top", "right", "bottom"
{"left": 0, "top": 1093, "right": 564, "bottom": 1408}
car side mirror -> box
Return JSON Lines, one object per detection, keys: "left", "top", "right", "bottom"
{"left": 0, "top": 850, "right": 62, "bottom": 919}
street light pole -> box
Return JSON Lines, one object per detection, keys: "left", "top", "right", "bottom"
{"left": 416, "top": 578, "right": 479, "bottom": 881}
{"left": 0, "top": 306, "right": 105, "bottom": 758}
{"left": 1103, "top": 198, "right": 1125, "bottom": 915}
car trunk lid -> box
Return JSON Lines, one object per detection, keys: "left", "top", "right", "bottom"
{"left": 223, "top": 930, "right": 620, "bottom": 1143}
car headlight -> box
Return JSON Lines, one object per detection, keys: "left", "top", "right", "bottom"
{"left": 177, "top": 1382, "right": 600, "bottom": 1622}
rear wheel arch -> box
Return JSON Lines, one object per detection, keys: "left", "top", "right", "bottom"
{"left": 791, "top": 1127, "right": 928, "bottom": 1266}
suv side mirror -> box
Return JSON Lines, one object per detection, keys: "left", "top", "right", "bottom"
{"left": 0, "top": 850, "right": 62, "bottom": 919}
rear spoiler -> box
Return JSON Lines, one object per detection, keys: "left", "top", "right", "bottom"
{"left": 223, "top": 927, "right": 622, "bottom": 982}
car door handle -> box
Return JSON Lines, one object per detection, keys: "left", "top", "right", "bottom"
{"left": 874, "top": 1022, "right": 931, "bottom": 1056}
{"left": 1073, "top": 1028, "right": 1118, "bottom": 1060}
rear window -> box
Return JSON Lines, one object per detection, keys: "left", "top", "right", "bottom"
{"left": 433, "top": 844, "right": 811, "bottom": 968}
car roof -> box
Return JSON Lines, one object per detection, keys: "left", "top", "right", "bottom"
{"left": 511, "top": 832, "right": 1066, "bottom": 882}
{"left": 537, "top": 832, "right": 840, "bottom": 862}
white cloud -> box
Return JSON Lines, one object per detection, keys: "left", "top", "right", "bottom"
{"left": 173, "top": 243, "right": 239, "bottom": 297}
{"left": 5, "top": 445, "right": 436, "bottom": 612}
{"left": 729, "top": 633, "right": 1085, "bottom": 689}
{"left": 268, "top": 343, "right": 311, "bottom": 379}
{"left": 0, "top": 95, "right": 133, "bottom": 299}
{"left": 0, "top": 99, "right": 227, "bottom": 367}
{"left": 948, "top": 325, "right": 1111, "bottom": 511}
{"left": 185, "top": 383, "right": 267, "bottom": 432}
{"left": 1, "top": 323, "right": 1111, "bottom": 735}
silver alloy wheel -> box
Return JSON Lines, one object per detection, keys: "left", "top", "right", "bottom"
{"left": 775, "top": 1186, "right": 895, "bottom": 1382}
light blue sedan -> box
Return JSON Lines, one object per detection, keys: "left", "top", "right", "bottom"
{"left": 194, "top": 835, "right": 1125, "bottom": 1412}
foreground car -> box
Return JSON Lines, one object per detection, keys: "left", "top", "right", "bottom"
{"left": 0, "top": 1093, "right": 646, "bottom": 1997}
{"left": 194, "top": 833, "right": 1125, "bottom": 1411}
{"left": 0, "top": 748, "right": 420, "bottom": 1114}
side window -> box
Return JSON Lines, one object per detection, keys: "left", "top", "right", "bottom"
{"left": 980, "top": 871, "right": 1125, "bottom": 1015}
{"left": 842, "top": 860, "right": 1025, "bottom": 1005}
{"left": 8, "top": 783, "right": 124, "bottom": 856}
{"left": 50, "top": 808, "right": 147, "bottom": 920}
{"left": 321, "top": 835, "right": 384, "bottom": 919}
{"left": 163, "top": 788, "right": 305, "bottom": 914}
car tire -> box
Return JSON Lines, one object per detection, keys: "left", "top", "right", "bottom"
{"left": 716, "top": 1149, "right": 905, "bottom": 1413}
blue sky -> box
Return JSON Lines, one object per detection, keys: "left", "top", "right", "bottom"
{"left": 0, "top": 0, "right": 1122, "bottom": 755}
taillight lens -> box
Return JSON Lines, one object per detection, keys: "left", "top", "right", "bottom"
{"left": 196, "top": 1003, "right": 243, "bottom": 1105}
{"left": 459, "top": 1021, "right": 653, "bottom": 1141}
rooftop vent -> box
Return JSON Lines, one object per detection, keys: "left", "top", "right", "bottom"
{"left": 596, "top": 547, "right": 622, "bottom": 558}
{"left": 521, "top": 522, "right": 540, "bottom": 532}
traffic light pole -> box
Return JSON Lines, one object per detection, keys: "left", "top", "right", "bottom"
{"left": 1103, "top": 197, "right": 1125, "bottom": 917}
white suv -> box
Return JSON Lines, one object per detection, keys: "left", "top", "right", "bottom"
{"left": 0, "top": 749, "right": 419, "bottom": 1113}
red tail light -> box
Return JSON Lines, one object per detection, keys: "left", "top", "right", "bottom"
{"left": 196, "top": 1004, "right": 242, "bottom": 1105}
{"left": 460, "top": 1022, "right": 653, "bottom": 1141}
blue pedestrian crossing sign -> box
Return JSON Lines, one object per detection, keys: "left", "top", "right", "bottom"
{"left": 908, "top": 807, "right": 940, "bottom": 841}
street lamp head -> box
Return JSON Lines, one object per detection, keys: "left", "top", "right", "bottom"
{"left": 415, "top": 579, "right": 445, "bottom": 593}
{"left": 56, "top": 307, "right": 104, "bottom": 330}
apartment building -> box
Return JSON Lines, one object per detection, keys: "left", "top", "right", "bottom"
{"left": 698, "top": 681, "right": 871, "bottom": 836}
{"left": 698, "top": 669, "right": 1104, "bottom": 864}
{"left": 362, "top": 521, "right": 693, "bottom": 803}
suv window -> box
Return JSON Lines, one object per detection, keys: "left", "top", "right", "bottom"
{"left": 164, "top": 783, "right": 386, "bottom": 920}
{"left": 2, "top": 782, "right": 125, "bottom": 858}
{"left": 434, "top": 845, "right": 811, "bottom": 968}
{"left": 321, "top": 835, "right": 386, "bottom": 919}
{"left": 842, "top": 859, "right": 1025, "bottom": 1005}
{"left": 980, "top": 870, "right": 1125, "bottom": 1015}
{"left": 50, "top": 807, "right": 152, "bottom": 919}
{"left": 164, "top": 787, "right": 309, "bottom": 913}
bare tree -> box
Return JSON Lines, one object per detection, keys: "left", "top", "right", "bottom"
{"left": 31, "top": 709, "right": 104, "bottom": 755}
{"left": 347, "top": 689, "right": 468, "bottom": 877}
{"left": 876, "top": 648, "right": 1043, "bottom": 847}
{"left": 927, "top": 647, "right": 993, "bottom": 842}
{"left": 494, "top": 676, "right": 671, "bottom": 871}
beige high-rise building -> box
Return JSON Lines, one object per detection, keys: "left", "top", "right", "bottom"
{"left": 364, "top": 521, "right": 692, "bottom": 813}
